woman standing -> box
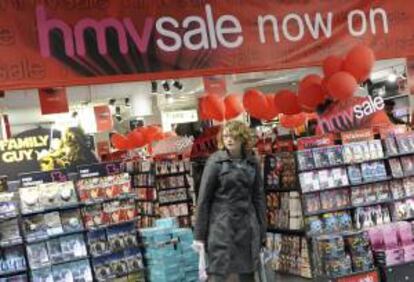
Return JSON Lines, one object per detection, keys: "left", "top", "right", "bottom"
{"left": 194, "top": 121, "right": 267, "bottom": 282}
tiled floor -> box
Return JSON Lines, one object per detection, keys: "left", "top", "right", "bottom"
{"left": 275, "top": 273, "right": 312, "bottom": 282}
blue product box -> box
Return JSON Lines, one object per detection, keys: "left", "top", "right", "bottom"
{"left": 155, "top": 218, "right": 179, "bottom": 229}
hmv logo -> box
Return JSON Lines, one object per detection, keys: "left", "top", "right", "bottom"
{"left": 36, "top": 4, "right": 244, "bottom": 58}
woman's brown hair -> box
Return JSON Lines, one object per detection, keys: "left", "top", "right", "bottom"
{"left": 217, "top": 121, "right": 255, "bottom": 152}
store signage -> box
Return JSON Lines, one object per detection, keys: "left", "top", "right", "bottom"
{"left": 93, "top": 105, "right": 113, "bottom": 133}
{"left": 1, "top": 1, "right": 414, "bottom": 90}
{"left": 203, "top": 76, "right": 227, "bottom": 96}
{"left": 353, "top": 96, "right": 385, "bottom": 119}
{"left": 38, "top": 87, "right": 69, "bottom": 115}
{"left": 0, "top": 128, "right": 52, "bottom": 180}
{"left": 77, "top": 162, "right": 123, "bottom": 179}
{"left": 19, "top": 169, "right": 68, "bottom": 187}
{"left": 297, "top": 134, "right": 335, "bottom": 150}
{"left": 317, "top": 97, "right": 390, "bottom": 134}
{"left": 162, "top": 110, "right": 198, "bottom": 125}
{"left": 341, "top": 129, "right": 374, "bottom": 144}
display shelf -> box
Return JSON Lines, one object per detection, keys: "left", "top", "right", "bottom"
{"left": 350, "top": 176, "right": 392, "bottom": 187}
{"left": 0, "top": 213, "right": 18, "bottom": 221}
{"left": 304, "top": 205, "right": 353, "bottom": 217}
{"left": 302, "top": 185, "right": 350, "bottom": 195}
{"left": 298, "top": 157, "right": 388, "bottom": 173}
{"left": 0, "top": 238, "right": 23, "bottom": 248}
{"left": 158, "top": 199, "right": 192, "bottom": 206}
{"left": 267, "top": 228, "right": 305, "bottom": 236}
{"left": 155, "top": 171, "right": 189, "bottom": 177}
{"left": 393, "top": 194, "right": 414, "bottom": 202}
{"left": 30, "top": 256, "right": 89, "bottom": 270}
{"left": 0, "top": 268, "right": 27, "bottom": 278}
{"left": 81, "top": 193, "right": 136, "bottom": 206}
{"left": 387, "top": 151, "right": 414, "bottom": 159}
{"left": 86, "top": 218, "right": 138, "bottom": 231}
{"left": 133, "top": 185, "right": 155, "bottom": 188}
{"left": 136, "top": 199, "right": 157, "bottom": 203}
{"left": 25, "top": 229, "right": 86, "bottom": 244}
{"left": 137, "top": 213, "right": 158, "bottom": 217}
{"left": 352, "top": 198, "right": 393, "bottom": 208}
{"left": 266, "top": 188, "right": 299, "bottom": 193}
{"left": 21, "top": 203, "right": 81, "bottom": 216}
{"left": 157, "top": 185, "right": 188, "bottom": 191}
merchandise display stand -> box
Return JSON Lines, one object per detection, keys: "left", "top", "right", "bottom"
{"left": 128, "top": 159, "right": 158, "bottom": 228}
{"left": 154, "top": 157, "right": 195, "bottom": 228}
{"left": 0, "top": 184, "right": 28, "bottom": 282}
{"left": 296, "top": 128, "right": 414, "bottom": 281}
{"left": 17, "top": 169, "right": 93, "bottom": 281}
{"left": 76, "top": 162, "right": 146, "bottom": 282}
{"left": 263, "top": 150, "right": 312, "bottom": 279}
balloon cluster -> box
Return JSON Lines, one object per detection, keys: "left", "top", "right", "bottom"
{"left": 198, "top": 44, "right": 375, "bottom": 129}
{"left": 110, "top": 126, "right": 176, "bottom": 150}
{"left": 199, "top": 93, "right": 244, "bottom": 122}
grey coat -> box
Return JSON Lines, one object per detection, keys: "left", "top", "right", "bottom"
{"left": 194, "top": 150, "right": 267, "bottom": 275}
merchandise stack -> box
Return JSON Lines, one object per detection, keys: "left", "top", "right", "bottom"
{"left": 17, "top": 172, "right": 93, "bottom": 281}
{"left": 128, "top": 160, "right": 158, "bottom": 228}
{"left": 76, "top": 163, "right": 145, "bottom": 281}
{"left": 295, "top": 128, "right": 414, "bottom": 281}
{"left": 140, "top": 218, "right": 198, "bottom": 282}
{"left": 263, "top": 152, "right": 311, "bottom": 278}
{"left": 154, "top": 160, "right": 194, "bottom": 227}
{"left": 0, "top": 186, "right": 27, "bottom": 281}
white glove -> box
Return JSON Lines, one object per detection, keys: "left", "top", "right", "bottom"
{"left": 192, "top": 241, "right": 208, "bottom": 281}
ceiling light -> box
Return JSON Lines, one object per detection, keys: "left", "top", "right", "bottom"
{"left": 165, "top": 93, "right": 174, "bottom": 104}
{"left": 387, "top": 73, "right": 398, "bottom": 83}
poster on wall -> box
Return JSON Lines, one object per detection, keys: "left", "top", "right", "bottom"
{"left": 0, "top": 127, "right": 98, "bottom": 181}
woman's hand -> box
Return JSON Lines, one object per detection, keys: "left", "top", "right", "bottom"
{"left": 192, "top": 240, "right": 205, "bottom": 253}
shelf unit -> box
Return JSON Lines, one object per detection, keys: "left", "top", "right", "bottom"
{"left": 296, "top": 131, "right": 414, "bottom": 281}
{"left": 263, "top": 152, "right": 312, "bottom": 279}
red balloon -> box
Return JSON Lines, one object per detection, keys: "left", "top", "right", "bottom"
{"left": 111, "top": 133, "right": 129, "bottom": 150}
{"left": 144, "top": 125, "right": 163, "bottom": 143}
{"left": 127, "top": 130, "right": 146, "bottom": 148}
{"left": 280, "top": 113, "right": 306, "bottom": 129}
{"left": 299, "top": 74, "right": 322, "bottom": 92}
{"left": 204, "top": 94, "right": 225, "bottom": 121}
{"left": 152, "top": 132, "right": 165, "bottom": 142}
{"left": 343, "top": 45, "right": 375, "bottom": 82}
{"left": 198, "top": 97, "right": 209, "bottom": 121}
{"left": 243, "top": 89, "right": 268, "bottom": 119}
{"left": 274, "top": 90, "right": 301, "bottom": 115}
{"left": 263, "top": 95, "right": 280, "bottom": 120}
{"left": 224, "top": 94, "right": 244, "bottom": 120}
{"left": 326, "top": 71, "right": 358, "bottom": 101}
{"left": 298, "top": 84, "right": 326, "bottom": 111}
{"left": 323, "top": 56, "right": 344, "bottom": 78}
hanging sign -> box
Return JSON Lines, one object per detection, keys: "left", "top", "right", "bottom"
{"left": 1, "top": 1, "right": 414, "bottom": 90}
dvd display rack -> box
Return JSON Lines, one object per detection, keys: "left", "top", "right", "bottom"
{"left": 263, "top": 152, "right": 312, "bottom": 279}
{"left": 296, "top": 128, "right": 414, "bottom": 281}
{"left": 154, "top": 159, "right": 194, "bottom": 228}
{"left": 76, "top": 162, "right": 146, "bottom": 282}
